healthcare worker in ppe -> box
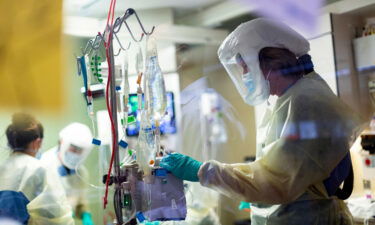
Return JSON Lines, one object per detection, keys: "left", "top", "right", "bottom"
{"left": 160, "top": 18, "right": 365, "bottom": 225}
{"left": 0, "top": 113, "right": 74, "bottom": 225}
{"left": 41, "top": 123, "right": 94, "bottom": 225}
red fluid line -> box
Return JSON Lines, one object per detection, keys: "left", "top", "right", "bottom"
{"left": 102, "top": 0, "right": 118, "bottom": 209}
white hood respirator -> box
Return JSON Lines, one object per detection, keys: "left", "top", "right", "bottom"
{"left": 218, "top": 18, "right": 310, "bottom": 105}
{"left": 59, "top": 123, "right": 93, "bottom": 169}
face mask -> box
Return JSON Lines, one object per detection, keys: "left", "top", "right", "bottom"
{"left": 242, "top": 72, "right": 255, "bottom": 93}
{"left": 35, "top": 151, "right": 42, "bottom": 160}
{"left": 241, "top": 70, "right": 271, "bottom": 106}
{"left": 63, "top": 151, "right": 82, "bottom": 169}
{"left": 30, "top": 145, "right": 41, "bottom": 159}
{"left": 34, "top": 141, "right": 44, "bottom": 159}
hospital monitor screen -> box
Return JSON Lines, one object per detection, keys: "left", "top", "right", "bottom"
{"left": 126, "top": 92, "right": 176, "bottom": 136}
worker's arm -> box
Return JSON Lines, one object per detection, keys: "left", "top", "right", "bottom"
{"left": 198, "top": 140, "right": 327, "bottom": 204}
{"left": 198, "top": 94, "right": 361, "bottom": 204}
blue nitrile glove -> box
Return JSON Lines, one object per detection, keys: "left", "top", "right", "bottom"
{"left": 82, "top": 212, "right": 94, "bottom": 225}
{"left": 160, "top": 153, "right": 202, "bottom": 182}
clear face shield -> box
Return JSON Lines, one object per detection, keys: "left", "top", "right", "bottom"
{"left": 222, "top": 54, "right": 251, "bottom": 97}
{"left": 219, "top": 51, "right": 270, "bottom": 106}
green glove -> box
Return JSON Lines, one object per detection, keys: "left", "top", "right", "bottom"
{"left": 143, "top": 221, "right": 160, "bottom": 225}
{"left": 160, "top": 153, "right": 202, "bottom": 182}
{"left": 238, "top": 201, "right": 251, "bottom": 211}
{"left": 82, "top": 212, "right": 94, "bottom": 225}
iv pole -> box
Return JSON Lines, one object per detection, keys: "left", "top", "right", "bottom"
{"left": 80, "top": 8, "right": 154, "bottom": 225}
{"left": 108, "top": 40, "right": 123, "bottom": 224}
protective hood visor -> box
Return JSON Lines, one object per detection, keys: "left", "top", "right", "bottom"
{"left": 219, "top": 53, "right": 270, "bottom": 105}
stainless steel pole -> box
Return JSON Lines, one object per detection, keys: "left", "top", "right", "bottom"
{"left": 108, "top": 35, "right": 123, "bottom": 224}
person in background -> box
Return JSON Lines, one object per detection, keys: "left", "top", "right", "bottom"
{"left": 160, "top": 18, "right": 365, "bottom": 225}
{"left": 41, "top": 122, "right": 94, "bottom": 225}
{"left": 0, "top": 112, "right": 74, "bottom": 225}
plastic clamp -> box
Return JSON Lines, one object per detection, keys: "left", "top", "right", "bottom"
{"left": 92, "top": 138, "right": 101, "bottom": 146}
{"left": 155, "top": 169, "right": 167, "bottom": 177}
{"left": 127, "top": 115, "right": 136, "bottom": 124}
{"left": 136, "top": 212, "right": 146, "bottom": 223}
{"left": 119, "top": 140, "right": 128, "bottom": 149}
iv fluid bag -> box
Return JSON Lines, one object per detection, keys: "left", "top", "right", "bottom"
{"left": 84, "top": 54, "right": 93, "bottom": 86}
{"left": 136, "top": 45, "right": 143, "bottom": 76}
{"left": 121, "top": 52, "right": 130, "bottom": 123}
{"left": 122, "top": 52, "right": 130, "bottom": 100}
{"left": 144, "top": 37, "right": 167, "bottom": 118}
{"left": 136, "top": 111, "right": 155, "bottom": 176}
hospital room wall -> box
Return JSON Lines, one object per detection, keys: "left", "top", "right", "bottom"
{"left": 177, "top": 44, "right": 256, "bottom": 225}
